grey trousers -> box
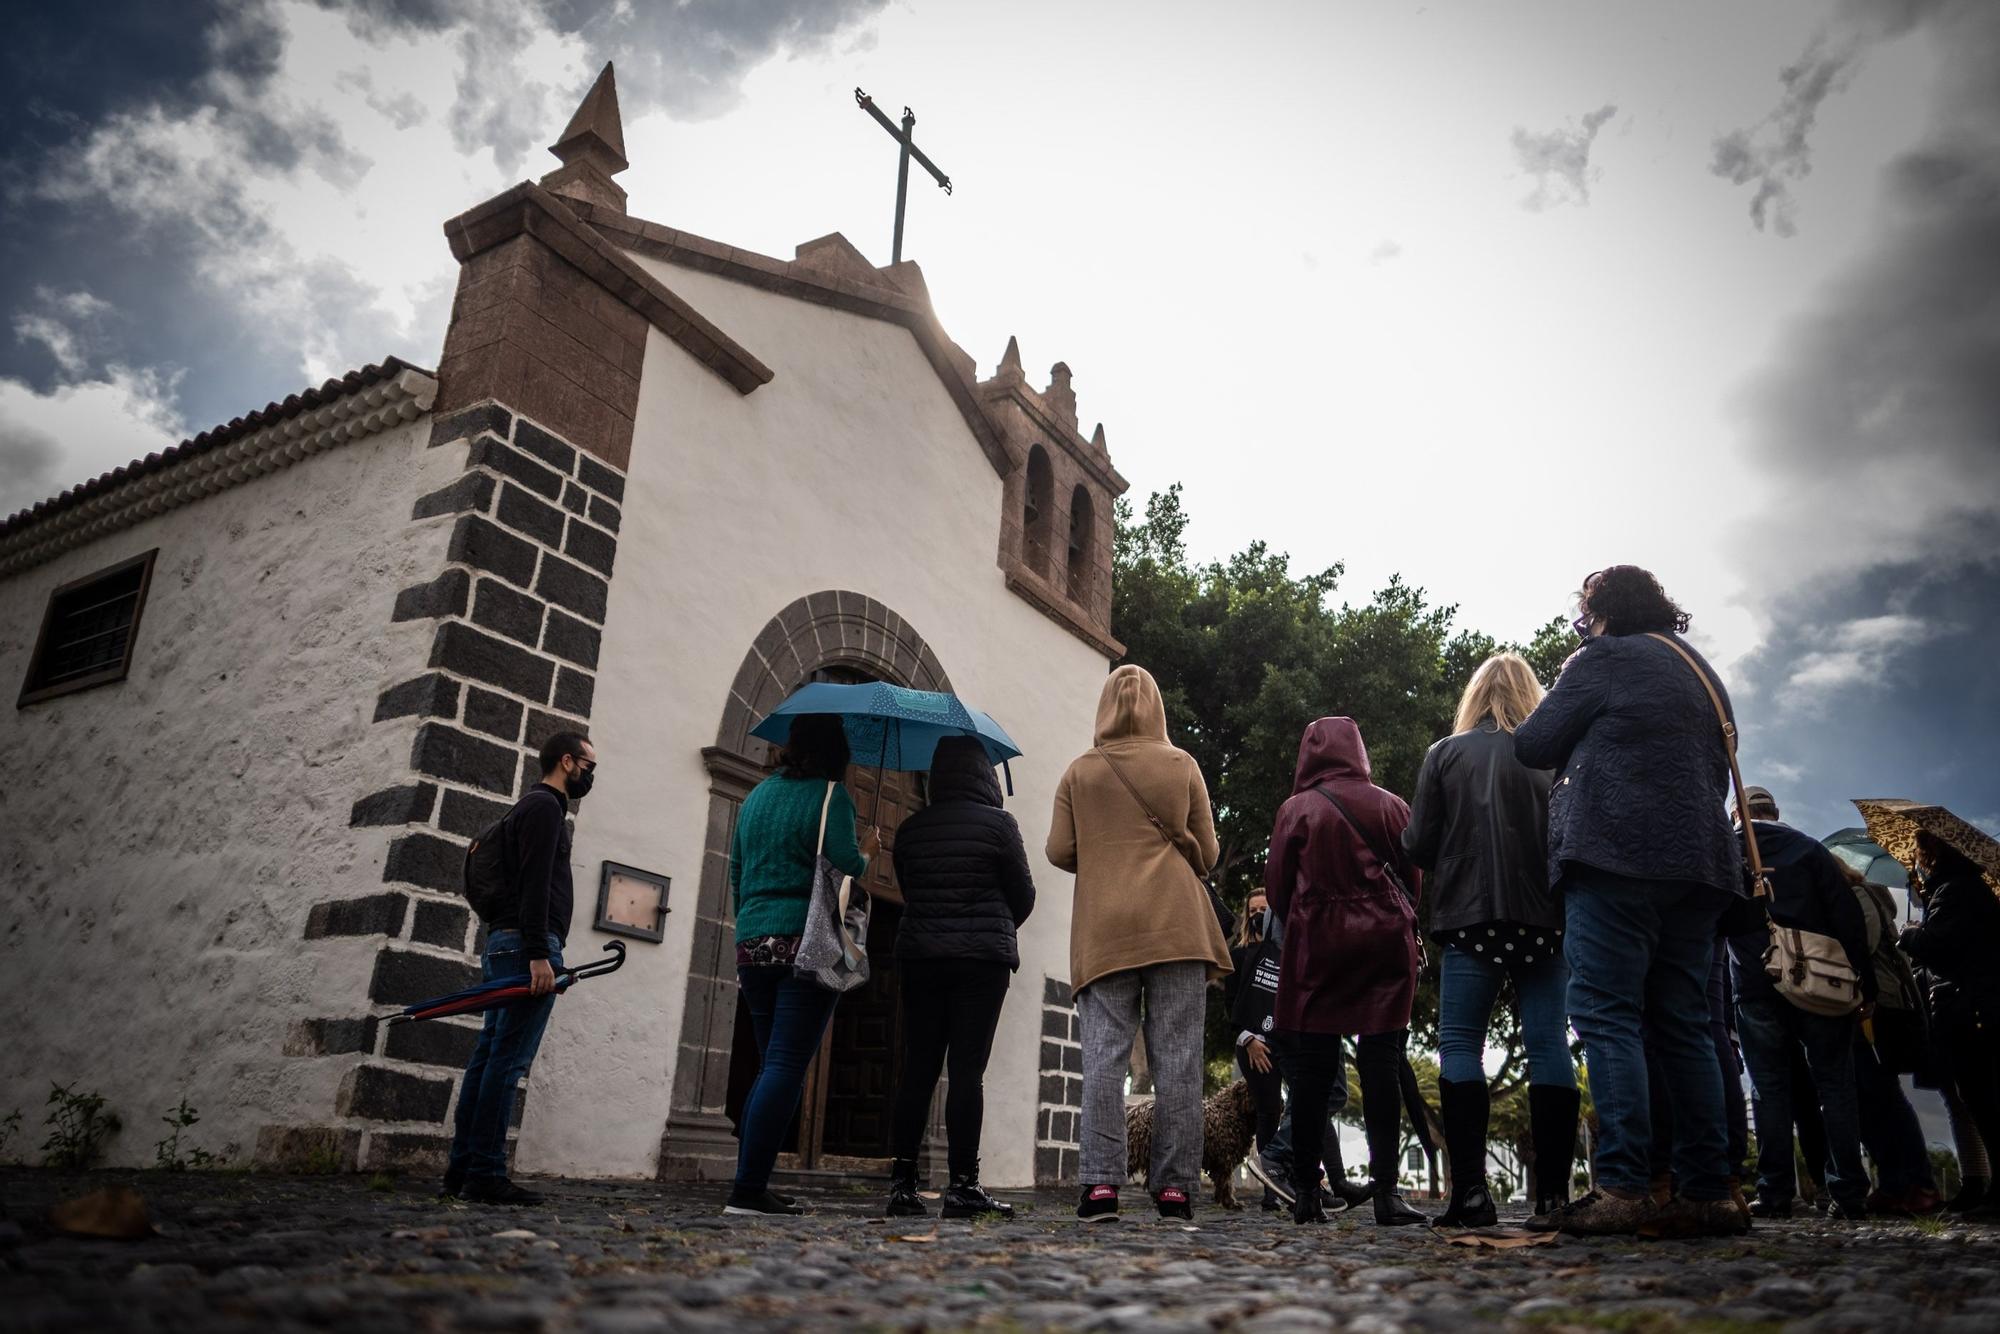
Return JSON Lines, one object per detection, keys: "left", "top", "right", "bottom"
{"left": 1077, "top": 960, "right": 1208, "bottom": 1191}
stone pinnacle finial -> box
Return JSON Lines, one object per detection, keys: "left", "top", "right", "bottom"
{"left": 542, "top": 62, "right": 628, "bottom": 213}
{"left": 999, "top": 335, "right": 1022, "bottom": 375}
{"left": 1091, "top": 422, "right": 1106, "bottom": 451}
{"left": 1046, "top": 361, "right": 1076, "bottom": 426}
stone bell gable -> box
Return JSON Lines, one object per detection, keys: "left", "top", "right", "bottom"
{"left": 979, "top": 338, "right": 1126, "bottom": 658}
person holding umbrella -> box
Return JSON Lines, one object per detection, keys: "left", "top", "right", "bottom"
{"left": 725, "top": 714, "right": 879, "bottom": 1216}
{"left": 1868, "top": 801, "right": 2000, "bottom": 1220}
{"left": 882, "top": 735, "right": 1036, "bottom": 1220}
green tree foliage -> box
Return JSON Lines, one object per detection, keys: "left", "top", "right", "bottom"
{"left": 1115, "top": 487, "right": 1581, "bottom": 1091}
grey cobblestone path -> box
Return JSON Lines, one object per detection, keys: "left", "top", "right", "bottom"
{"left": 5, "top": 1169, "right": 2000, "bottom": 1332}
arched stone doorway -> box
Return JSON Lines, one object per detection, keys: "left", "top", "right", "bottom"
{"left": 657, "top": 591, "right": 954, "bottom": 1182}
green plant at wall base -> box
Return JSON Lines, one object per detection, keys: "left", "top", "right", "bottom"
{"left": 154, "top": 1098, "right": 220, "bottom": 1171}
{"left": 367, "top": 1172, "right": 396, "bottom": 1192}
{"left": 43, "top": 1082, "right": 121, "bottom": 1170}
{"left": 299, "top": 1143, "right": 347, "bottom": 1175}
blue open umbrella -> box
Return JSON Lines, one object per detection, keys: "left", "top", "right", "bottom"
{"left": 750, "top": 681, "right": 1022, "bottom": 773}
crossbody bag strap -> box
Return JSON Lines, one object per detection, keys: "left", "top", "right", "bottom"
{"left": 815, "top": 780, "right": 859, "bottom": 936}
{"left": 1096, "top": 746, "right": 1214, "bottom": 886}
{"left": 1095, "top": 746, "right": 1173, "bottom": 844}
{"left": 1644, "top": 632, "right": 1771, "bottom": 900}
{"left": 1309, "top": 785, "right": 1412, "bottom": 898}
{"left": 816, "top": 780, "right": 836, "bottom": 856}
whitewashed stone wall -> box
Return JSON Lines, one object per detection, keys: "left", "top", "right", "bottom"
{"left": 0, "top": 415, "right": 452, "bottom": 1167}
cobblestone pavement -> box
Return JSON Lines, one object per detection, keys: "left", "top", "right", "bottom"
{"left": 6, "top": 1169, "right": 2000, "bottom": 1333}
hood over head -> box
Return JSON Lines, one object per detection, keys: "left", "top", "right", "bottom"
{"left": 1293, "top": 716, "right": 1371, "bottom": 793}
{"left": 1094, "top": 664, "right": 1170, "bottom": 745}
{"left": 927, "top": 735, "right": 1004, "bottom": 807}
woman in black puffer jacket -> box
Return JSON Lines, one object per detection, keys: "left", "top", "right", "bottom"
{"left": 884, "top": 735, "right": 1036, "bottom": 1220}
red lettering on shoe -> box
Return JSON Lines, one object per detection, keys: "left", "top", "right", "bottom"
{"left": 1158, "top": 1188, "right": 1187, "bottom": 1203}
{"left": 1089, "top": 1186, "right": 1118, "bottom": 1201}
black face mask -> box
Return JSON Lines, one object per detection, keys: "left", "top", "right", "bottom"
{"left": 567, "top": 762, "right": 595, "bottom": 800}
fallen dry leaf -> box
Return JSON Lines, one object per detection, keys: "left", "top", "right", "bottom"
{"left": 1440, "top": 1228, "right": 1560, "bottom": 1249}
{"left": 49, "top": 1187, "right": 153, "bottom": 1240}
{"left": 889, "top": 1230, "right": 940, "bottom": 1244}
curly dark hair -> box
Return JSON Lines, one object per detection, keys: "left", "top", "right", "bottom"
{"left": 778, "top": 713, "right": 852, "bottom": 782}
{"left": 1581, "top": 565, "right": 1691, "bottom": 636}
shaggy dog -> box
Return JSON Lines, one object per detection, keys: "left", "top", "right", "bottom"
{"left": 1124, "top": 1078, "right": 1259, "bottom": 1207}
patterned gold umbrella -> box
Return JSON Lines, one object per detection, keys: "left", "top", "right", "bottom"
{"left": 1851, "top": 798, "right": 2000, "bottom": 896}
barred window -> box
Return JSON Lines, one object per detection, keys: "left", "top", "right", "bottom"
{"left": 18, "top": 549, "right": 158, "bottom": 707}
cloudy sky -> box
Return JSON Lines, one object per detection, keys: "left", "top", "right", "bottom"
{"left": 3, "top": 0, "right": 1994, "bottom": 839}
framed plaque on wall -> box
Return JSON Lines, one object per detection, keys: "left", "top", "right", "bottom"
{"left": 595, "top": 861, "right": 670, "bottom": 942}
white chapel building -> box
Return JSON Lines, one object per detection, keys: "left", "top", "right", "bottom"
{"left": 0, "top": 66, "right": 1122, "bottom": 1187}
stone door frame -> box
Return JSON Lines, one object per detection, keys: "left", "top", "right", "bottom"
{"left": 657, "top": 590, "right": 954, "bottom": 1182}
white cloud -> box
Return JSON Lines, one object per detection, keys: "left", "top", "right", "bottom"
{"left": 1781, "top": 612, "right": 1939, "bottom": 707}
{"left": 0, "top": 368, "right": 187, "bottom": 520}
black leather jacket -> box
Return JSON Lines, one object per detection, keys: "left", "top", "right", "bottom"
{"left": 1402, "top": 722, "right": 1558, "bottom": 936}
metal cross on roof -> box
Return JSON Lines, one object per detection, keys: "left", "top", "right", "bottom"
{"left": 854, "top": 88, "right": 953, "bottom": 265}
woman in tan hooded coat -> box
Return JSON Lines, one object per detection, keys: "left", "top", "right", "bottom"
{"left": 1048, "top": 664, "right": 1231, "bottom": 1221}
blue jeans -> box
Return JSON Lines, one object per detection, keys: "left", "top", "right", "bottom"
{"left": 1736, "top": 991, "right": 1869, "bottom": 1209}
{"left": 447, "top": 929, "right": 562, "bottom": 1182}
{"left": 1439, "top": 942, "right": 1575, "bottom": 1087}
{"left": 1565, "top": 870, "right": 1730, "bottom": 1200}
{"left": 734, "top": 965, "right": 839, "bottom": 1192}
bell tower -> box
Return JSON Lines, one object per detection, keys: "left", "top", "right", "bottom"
{"left": 978, "top": 338, "right": 1126, "bottom": 658}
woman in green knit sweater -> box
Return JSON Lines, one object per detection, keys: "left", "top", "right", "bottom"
{"left": 724, "top": 713, "right": 877, "bottom": 1215}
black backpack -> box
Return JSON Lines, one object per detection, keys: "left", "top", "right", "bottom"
{"left": 463, "top": 812, "right": 516, "bottom": 922}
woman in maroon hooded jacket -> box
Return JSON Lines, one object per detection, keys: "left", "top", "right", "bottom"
{"left": 1266, "top": 717, "right": 1428, "bottom": 1225}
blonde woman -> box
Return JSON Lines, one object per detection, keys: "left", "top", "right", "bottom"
{"left": 1403, "top": 652, "right": 1574, "bottom": 1226}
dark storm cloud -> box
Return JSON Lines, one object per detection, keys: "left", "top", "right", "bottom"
{"left": 1710, "top": 0, "right": 1947, "bottom": 236}
{"left": 1736, "top": 0, "right": 2000, "bottom": 560}
{"left": 0, "top": 0, "right": 887, "bottom": 459}
{"left": 1510, "top": 104, "right": 1617, "bottom": 210}
{"left": 1730, "top": 0, "right": 2000, "bottom": 836}
{"left": 1735, "top": 564, "right": 2000, "bottom": 840}
{"left": 322, "top": 0, "right": 892, "bottom": 169}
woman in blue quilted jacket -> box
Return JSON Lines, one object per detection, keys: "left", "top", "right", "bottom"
{"left": 1514, "top": 566, "right": 1748, "bottom": 1238}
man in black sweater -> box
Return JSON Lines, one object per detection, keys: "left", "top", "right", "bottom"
{"left": 1727, "top": 786, "right": 1876, "bottom": 1220}
{"left": 444, "top": 730, "right": 596, "bottom": 1205}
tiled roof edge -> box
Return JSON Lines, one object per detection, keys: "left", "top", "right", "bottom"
{"left": 0, "top": 359, "right": 438, "bottom": 574}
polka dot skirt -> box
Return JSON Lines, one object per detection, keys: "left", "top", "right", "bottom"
{"left": 1449, "top": 921, "right": 1560, "bottom": 966}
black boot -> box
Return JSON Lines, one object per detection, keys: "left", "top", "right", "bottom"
{"left": 884, "top": 1158, "right": 927, "bottom": 1218}
{"left": 1358, "top": 1034, "right": 1428, "bottom": 1226}
{"left": 940, "top": 1163, "right": 1013, "bottom": 1220}
{"left": 1529, "top": 1084, "right": 1582, "bottom": 1220}
{"left": 1433, "top": 1078, "right": 1497, "bottom": 1228}
{"left": 1947, "top": 1177, "right": 1989, "bottom": 1214}
{"left": 1323, "top": 1129, "right": 1374, "bottom": 1209}
{"left": 1373, "top": 1182, "right": 1428, "bottom": 1226}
